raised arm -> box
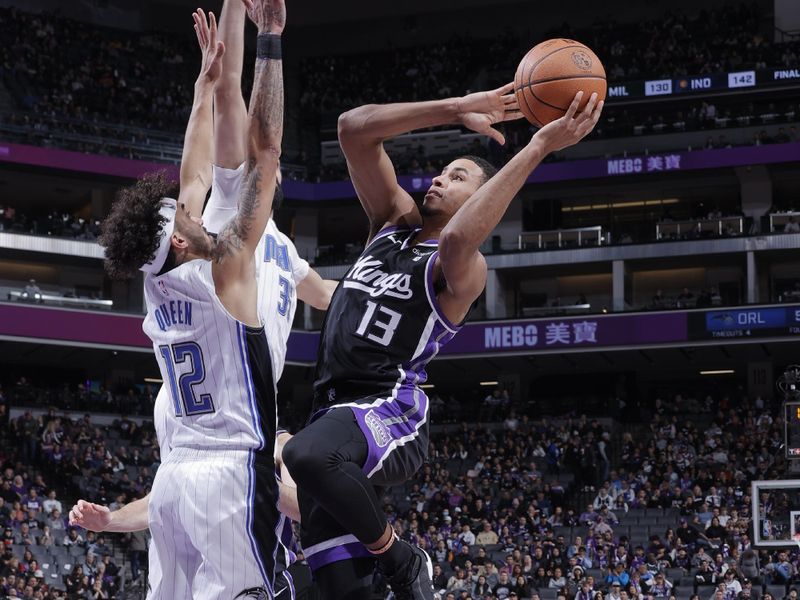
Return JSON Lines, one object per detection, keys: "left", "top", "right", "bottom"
{"left": 211, "top": 0, "right": 284, "bottom": 325}
{"left": 177, "top": 10, "right": 226, "bottom": 217}
{"left": 338, "top": 84, "right": 518, "bottom": 239}
{"left": 214, "top": 0, "right": 283, "bottom": 260}
{"left": 436, "top": 92, "right": 604, "bottom": 323}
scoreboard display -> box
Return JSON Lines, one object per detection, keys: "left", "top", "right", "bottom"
{"left": 607, "top": 67, "right": 800, "bottom": 101}
{"left": 688, "top": 307, "right": 800, "bottom": 341}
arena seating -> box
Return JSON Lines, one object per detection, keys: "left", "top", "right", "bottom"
{"left": 0, "top": 4, "right": 798, "bottom": 176}
{"left": 0, "top": 377, "right": 792, "bottom": 600}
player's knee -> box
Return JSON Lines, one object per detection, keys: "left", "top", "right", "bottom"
{"left": 282, "top": 435, "right": 325, "bottom": 483}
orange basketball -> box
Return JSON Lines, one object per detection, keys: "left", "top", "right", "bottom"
{"left": 514, "top": 38, "right": 607, "bottom": 127}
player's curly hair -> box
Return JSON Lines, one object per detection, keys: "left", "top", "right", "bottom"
{"left": 99, "top": 171, "right": 178, "bottom": 280}
{"left": 458, "top": 155, "right": 499, "bottom": 184}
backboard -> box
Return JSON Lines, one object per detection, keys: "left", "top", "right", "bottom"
{"left": 752, "top": 479, "right": 800, "bottom": 547}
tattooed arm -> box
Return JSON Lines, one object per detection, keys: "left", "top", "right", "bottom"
{"left": 211, "top": 0, "right": 284, "bottom": 326}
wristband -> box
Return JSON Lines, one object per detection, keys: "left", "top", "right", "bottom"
{"left": 257, "top": 33, "right": 282, "bottom": 60}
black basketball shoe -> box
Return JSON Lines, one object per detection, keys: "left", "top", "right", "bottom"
{"left": 384, "top": 542, "right": 434, "bottom": 600}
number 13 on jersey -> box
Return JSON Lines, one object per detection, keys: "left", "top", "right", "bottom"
{"left": 355, "top": 300, "right": 402, "bottom": 346}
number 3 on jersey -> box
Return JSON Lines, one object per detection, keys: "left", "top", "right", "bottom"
{"left": 355, "top": 300, "right": 402, "bottom": 346}
{"left": 159, "top": 342, "right": 215, "bottom": 417}
{"left": 277, "top": 275, "right": 290, "bottom": 320}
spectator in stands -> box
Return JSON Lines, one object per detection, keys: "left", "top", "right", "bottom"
{"left": 784, "top": 217, "right": 800, "bottom": 233}
{"left": 482, "top": 388, "right": 508, "bottom": 421}
{"left": 62, "top": 527, "right": 83, "bottom": 547}
{"left": 651, "top": 290, "right": 666, "bottom": 309}
{"left": 41, "top": 490, "right": 61, "bottom": 516}
{"left": 128, "top": 529, "right": 148, "bottom": 581}
{"left": 594, "top": 488, "right": 615, "bottom": 510}
{"left": 13, "top": 523, "right": 34, "bottom": 546}
{"left": 705, "top": 516, "right": 728, "bottom": 548}
{"left": 459, "top": 524, "right": 476, "bottom": 546}
{"left": 21, "top": 488, "right": 41, "bottom": 515}
{"left": 724, "top": 570, "right": 743, "bottom": 597}
{"left": 577, "top": 579, "right": 594, "bottom": 600}
{"left": 676, "top": 288, "right": 695, "bottom": 308}
{"left": 550, "top": 567, "right": 568, "bottom": 588}
{"left": 36, "top": 525, "right": 54, "bottom": 548}
{"left": 494, "top": 570, "right": 513, "bottom": 598}
{"left": 447, "top": 567, "right": 469, "bottom": 593}
{"left": 21, "top": 279, "right": 41, "bottom": 302}
{"left": 476, "top": 521, "right": 499, "bottom": 546}
{"left": 432, "top": 563, "right": 447, "bottom": 591}
{"left": 765, "top": 551, "right": 794, "bottom": 584}
{"left": 88, "top": 535, "right": 110, "bottom": 557}
{"left": 513, "top": 574, "right": 532, "bottom": 598}
{"left": 694, "top": 558, "right": 717, "bottom": 591}
{"left": 580, "top": 505, "right": 599, "bottom": 526}
{"left": 739, "top": 550, "right": 760, "bottom": 584}
{"left": 608, "top": 563, "right": 632, "bottom": 588}
{"left": 739, "top": 579, "right": 759, "bottom": 600}
{"left": 89, "top": 576, "right": 109, "bottom": 600}
{"left": 45, "top": 508, "right": 65, "bottom": 533}
{"left": 451, "top": 545, "right": 471, "bottom": 571}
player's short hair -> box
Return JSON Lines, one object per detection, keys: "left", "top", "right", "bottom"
{"left": 457, "top": 155, "right": 498, "bottom": 184}
{"left": 99, "top": 171, "right": 178, "bottom": 280}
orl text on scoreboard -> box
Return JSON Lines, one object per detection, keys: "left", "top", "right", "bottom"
{"left": 688, "top": 307, "right": 800, "bottom": 340}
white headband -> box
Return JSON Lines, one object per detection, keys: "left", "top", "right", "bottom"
{"left": 140, "top": 198, "right": 177, "bottom": 274}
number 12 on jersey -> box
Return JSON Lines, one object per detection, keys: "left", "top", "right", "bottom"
{"left": 355, "top": 300, "right": 402, "bottom": 346}
{"left": 158, "top": 342, "right": 215, "bottom": 417}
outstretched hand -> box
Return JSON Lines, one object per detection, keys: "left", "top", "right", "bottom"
{"left": 532, "top": 91, "right": 604, "bottom": 154}
{"left": 456, "top": 82, "right": 524, "bottom": 145}
{"left": 241, "top": 0, "right": 286, "bottom": 34}
{"left": 193, "top": 9, "right": 225, "bottom": 85}
{"left": 68, "top": 499, "right": 113, "bottom": 533}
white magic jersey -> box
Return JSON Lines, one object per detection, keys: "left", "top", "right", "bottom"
{"left": 143, "top": 261, "right": 276, "bottom": 452}
{"left": 202, "top": 164, "right": 310, "bottom": 381}
{"left": 153, "top": 164, "right": 308, "bottom": 456}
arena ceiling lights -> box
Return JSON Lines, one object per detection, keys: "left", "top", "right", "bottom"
{"left": 562, "top": 198, "right": 680, "bottom": 213}
{"left": 699, "top": 369, "right": 736, "bottom": 375}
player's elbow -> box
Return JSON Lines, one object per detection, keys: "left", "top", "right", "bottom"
{"left": 248, "top": 125, "right": 283, "bottom": 158}
{"left": 438, "top": 229, "right": 468, "bottom": 263}
{"left": 337, "top": 105, "right": 379, "bottom": 140}
{"left": 248, "top": 138, "right": 282, "bottom": 164}
{"left": 337, "top": 108, "right": 362, "bottom": 137}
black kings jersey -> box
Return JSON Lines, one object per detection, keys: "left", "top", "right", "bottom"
{"left": 313, "top": 226, "right": 461, "bottom": 413}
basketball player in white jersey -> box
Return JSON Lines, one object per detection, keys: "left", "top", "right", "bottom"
{"left": 97, "top": 0, "right": 288, "bottom": 597}
{"left": 71, "top": 4, "right": 331, "bottom": 596}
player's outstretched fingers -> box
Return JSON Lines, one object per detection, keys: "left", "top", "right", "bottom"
{"left": 576, "top": 92, "right": 598, "bottom": 128}
{"left": 208, "top": 11, "right": 218, "bottom": 44}
{"left": 578, "top": 99, "right": 604, "bottom": 138}
{"left": 193, "top": 11, "right": 208, "bottom": 47}
{"left": 564, "top": 91, "right": 583, "bottom": 120}
{"left": 495, "top": 82, "right": 515, "bottom": 96}
{"left": 486, "top": 126, "right": 506, "bottom": 146}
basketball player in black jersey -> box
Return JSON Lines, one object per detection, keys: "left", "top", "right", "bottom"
{"left": 282, "top": 87, "right": 603, "bottom": 599}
